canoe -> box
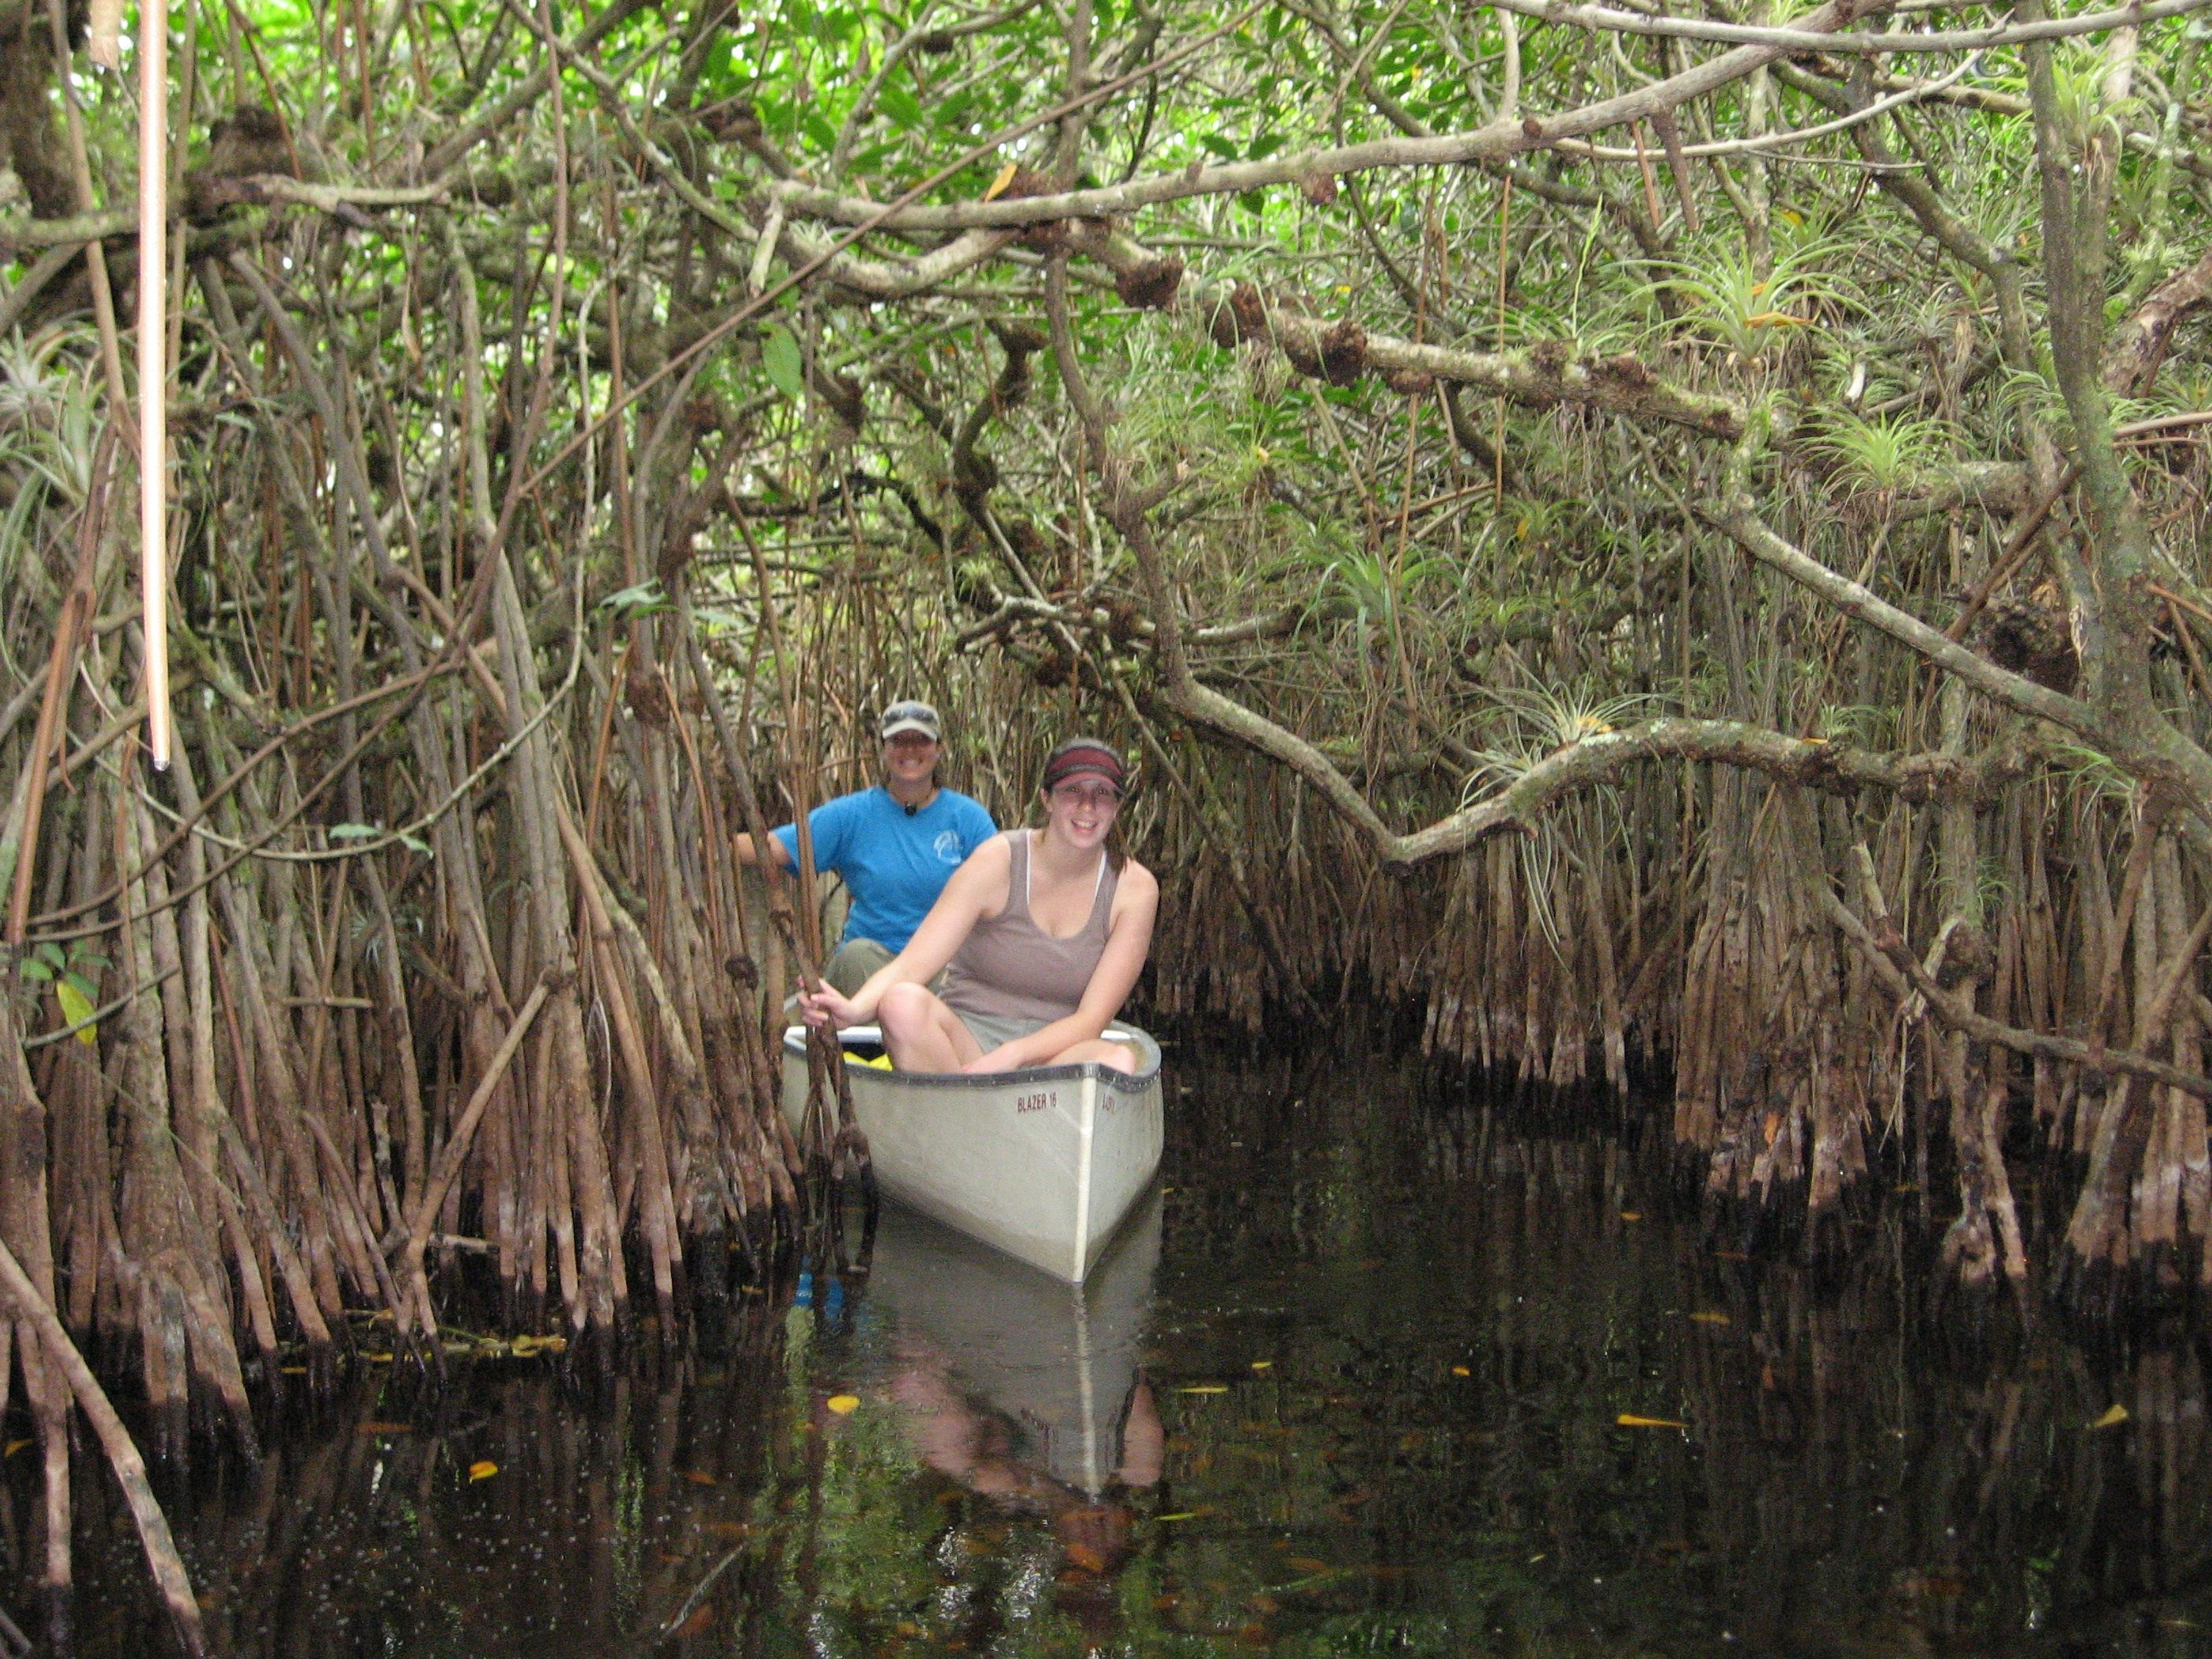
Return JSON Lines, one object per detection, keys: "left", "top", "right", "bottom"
{"left": 779, "top": 1022, "right": 1164, "bottom": 1283}
{"left": 862, "top": 1191, "right": 1162, "bottom": 1496}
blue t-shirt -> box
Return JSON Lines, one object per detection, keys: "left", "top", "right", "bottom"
{"left": 771, "top": 787, "right": 997, "bottom": 952}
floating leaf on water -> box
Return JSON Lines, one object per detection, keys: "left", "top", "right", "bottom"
{"left": 1619, "top": 1211, "right": 1642, "bottom": 1222}
{"left": 1156, "top": 1512, "right": 1199, "bottom": 1522}
{"left": 672, "top": 1604, "right": 714, "bottom": 1638}
{"left": 1900, "top": 1573, "right": 1966, "bottom": 1597}
{"left": 509, "top": 1332, "right": 567, "bottom": 1357}
{"left": 2093, "top": 1403, "right": 2129, "bottom": 1429}
{"left": 279, "top": 1365, "right": 308, "bottom": 1376}
{"left": 1177, "top": 1384, "right": 1229, "bottom": 1395}
{"left": 363, "top": 1351, "right": 395, "bottom": 1363}
{"left": 1528, "top": 1553, "right": 1547, "bottom": 1564}
{"left": 1713, "top": 1249, "right": 1751, "bottom": 1262}
{"left": 1250, "top": 1359, "right": 1272, "bottom": 1370}
{"left": 1450, "top": 1365, "right": 1471, "bottom": 1377}
{"left": 684, "top": 1468, "right": 718, "bottom": 1485}
{"left": 467, "top": 1460, "right": 497, "bottom": 1482}
{"left": 826, "top": 1394, "right": 860, "bottom": 1415}
{"left": 3, "top": 1439, "right": 31, "bottom": 1456}
{"left": 1288, "top": 1558, "right": 1330, "bottom": 1574}
{"left": 1690, "top": 1311, "right": 1731, "bottom": 1325}
{"left": 356, "top": 1421, "right": 412, "bottom": 1435}
{"left": 1616, "top": 1414, "right": 1689, "bottom": 1429}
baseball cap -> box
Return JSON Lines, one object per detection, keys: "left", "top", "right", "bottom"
{"left": 1041, "top": 737, "right": 1127, "bottom": 796}
{"left": 879, "top": 700, "right": 942, "bottom": 742}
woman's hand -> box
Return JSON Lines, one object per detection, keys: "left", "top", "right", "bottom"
{"left": 799, "top": 982, "right": 862, "bottom": 1031}
{"left": 962, "top": 1041, "right": 1032, "bottom": 1074}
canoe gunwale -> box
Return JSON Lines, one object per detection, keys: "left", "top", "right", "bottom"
{"left": 779, "top": 1024, "right": 1161, "bottom": 1095}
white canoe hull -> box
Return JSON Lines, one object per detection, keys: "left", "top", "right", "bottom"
{"left": 781, "top": 1024, "right": 1164, "bottom": 1283}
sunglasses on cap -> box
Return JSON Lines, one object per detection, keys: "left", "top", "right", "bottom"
{"left": 879, "top": 700, "right": 942, "bottom": 742}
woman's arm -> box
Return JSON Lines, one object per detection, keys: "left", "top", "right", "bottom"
{"left": 966, "top": 861, "right": 1160, "bottom": 1070}
{"left": 802, "top": 836, "right": 1012, "bottom": 1027}
{"left": 730, "top": 831, "right": 794, "bottom": 869}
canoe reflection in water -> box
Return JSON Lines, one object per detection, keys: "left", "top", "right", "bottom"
{"left": 855, "top": 1191, "right": 1163, "bottom": 1602}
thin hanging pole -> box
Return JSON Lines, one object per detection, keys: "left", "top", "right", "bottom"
{"left": 139, "top": 0, "right": 172, "bottom": 770}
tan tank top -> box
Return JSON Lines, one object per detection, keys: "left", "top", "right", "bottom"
{"left": 940, "top": 830, "right": 1118, "bottom": 1023}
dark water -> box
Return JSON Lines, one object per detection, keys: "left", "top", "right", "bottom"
{"left": 28, "top": 1049, "right": 2212, "bottom": 1657}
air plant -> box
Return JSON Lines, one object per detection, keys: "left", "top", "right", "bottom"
{"left": 1808, "top": 412, "right": 1955, "bottom": 499}
{"left": 1463, "top": 684, "right": 1662, "bottom": 780}
{"left": 1298, "top": 526, "right": 1445, "bottom": 641}
{"left": 1456, "top": 684, "right": 1655, "bottom": 953}
{"left": 1649, "top": 236, "right": 1859, "bottom": 365}
{"left": 1813, "top": 702, "right": 1897, "bottom": 748}
{"left": 2048, "top": 737, "right": 2135, "bottom": 804}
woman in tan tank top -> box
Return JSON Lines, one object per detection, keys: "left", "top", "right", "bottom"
{"left": 800, "top": 738, "right": 1160, "bottom": 1073}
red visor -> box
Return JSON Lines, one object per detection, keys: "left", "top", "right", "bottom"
{"left": 1042, "top": 740, "right": 1126, "bottom": 794}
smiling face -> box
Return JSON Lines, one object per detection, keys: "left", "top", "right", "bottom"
{"left": 1042, "top": 775, "right": 1122, "bottom": 851}
{"left": 881, "top": 732, "right": 941, "bottom": 792}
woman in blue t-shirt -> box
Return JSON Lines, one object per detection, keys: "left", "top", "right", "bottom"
{"left": 733, "top": 699, "right": 997, "bottom": 993}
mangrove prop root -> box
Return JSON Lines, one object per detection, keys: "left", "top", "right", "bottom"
{"left": 0, "top": 1233, "right": 209, "bottom": 1659}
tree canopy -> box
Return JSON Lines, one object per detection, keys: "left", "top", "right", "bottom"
{"left": 8, "top": 1, "right": 2212, "bottom": 1624}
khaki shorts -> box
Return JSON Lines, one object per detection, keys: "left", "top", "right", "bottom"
{"left": 822, "top": 938, "right": 946, "bottom": 999}
{"left": 949, "top": 1008, "right": 1139, "bottom": 1068}
{"left": 950, "top": 1009, "right": 1052, "bottom": 1055}
{"left": 824, "top": 937, "right": 896, "bottom": 997}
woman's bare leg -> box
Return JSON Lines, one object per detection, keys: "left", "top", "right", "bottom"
{"left": 878, "top": 982, "right": 985, "bottom": 1072}
{"left": 1047, "top": 1037, "right": 1140, "bottom": 1073}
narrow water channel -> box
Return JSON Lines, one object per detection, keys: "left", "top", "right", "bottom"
{"left": 28, "top": 1047, "right": 2212, "bottom": 1657}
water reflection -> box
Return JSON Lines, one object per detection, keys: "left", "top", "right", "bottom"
{"left": 858, "top": 1198, "right": 1164, "bottom": 1646}
{"left": 868, "top": 1194, "right": 1162, "bottom": 1502}
{"left": 24, "top": 1053, "right": 2212, "bottom": 1657}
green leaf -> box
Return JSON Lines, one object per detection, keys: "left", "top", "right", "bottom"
{"left": 53, "top": 976, "right": 96, "bottom": 1045}
{"left": 877, "top": 85, "right": 923, "bottom": 130}
{"left": 36, "top": 942, "right": 65, "bottom": 969}
{"left": 18, "top": 959, "right": 52, "bottom": 983}
{"left": 60, "top": 971, "right": 96, "bottom": 1002}
{"left": 599, "top": 579, "right": 675, "bottom": 619}
{"left": 329, "top": 823, "right": 382, "bottom": 842}
{"left": 1199, "top": 133, "right": 1240, "bottom": 159}
{"left": 762, "top": 325, "right": 806, "bottom": 403}
{"left": 1249, "top": 133, "right": 1288, "bottom": 161}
